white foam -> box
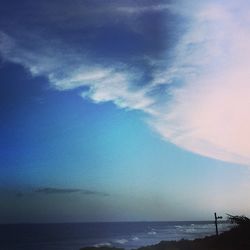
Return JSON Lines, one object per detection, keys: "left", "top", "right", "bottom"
{"left": 94, "top": 242, "right": 112, "bottom": 247}
{"left": 148, "top": 231, "right": 157, "bottom": 235}
{"left": 114, "top": 239, "right": 128, "bottom": 244}
{"left": 185, "top": 228, "right": 196, "bottom": 233}
{"left": 132, "top": 236, "right": 139, "bottom": 241}
{"left": 175, "top": 225, "right": 183, "bottom": 229}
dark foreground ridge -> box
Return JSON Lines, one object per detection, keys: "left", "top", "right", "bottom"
{"left": 80, "top": 215, "right": 250, "bottom": 250}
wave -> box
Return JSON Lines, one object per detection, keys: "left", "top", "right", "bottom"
{"left": 114, "top": 239, "right": 128, "bottom": 244}
{"left": 94, "top": 242, "right": 112, "bottom": 247}
{"left": 185, "top": 228, "right": 196, "bottom": 233}
{"left": 148, "top": 231, "right": 157, "bottom": 235}
{"left": 132, "top": 236, "right": 139, "bottom": 241}
{"left": 175, "top": 225, "right": 183, "bottom": 229}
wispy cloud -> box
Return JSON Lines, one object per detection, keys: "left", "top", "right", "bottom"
{"left": 50, "top": 67, "right": 155, "bottom": 112}
{"left": 1, "top": 0, "right": 250, "bottom": 165}
{"left": 0, "top": 31, "right": 155, "bottom": 112}
{"left": 34, "top": 187, "right": 109, "bottom": 196}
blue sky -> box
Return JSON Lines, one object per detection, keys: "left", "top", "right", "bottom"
{"left": 1, "top": 0, "right": 250, "bottom": 223}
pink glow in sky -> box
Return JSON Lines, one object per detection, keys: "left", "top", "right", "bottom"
{"left": 151, "top": 0, "right": 250, "bottom": 165}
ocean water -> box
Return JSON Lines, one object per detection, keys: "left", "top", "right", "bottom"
{"left": 0, "top": 221, "right": 232, "bottom": 250}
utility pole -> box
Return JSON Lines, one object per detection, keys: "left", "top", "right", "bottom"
{"left": 214, "top": 212, "right": 223, "bottom": 236}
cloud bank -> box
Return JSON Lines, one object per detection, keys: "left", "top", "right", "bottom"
{"left": 34, "top": 187, "right": 109, "bottom": 196}
{"left": 1, "top": 0, "right": 250, "bottom": 165}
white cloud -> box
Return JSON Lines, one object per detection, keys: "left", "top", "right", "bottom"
{"left": 150, "top": 0, "right": 250, "bottom": 165}
{"left": 53, "top": 68, "right": 155, "bottom": 111}
{"left": 0, "top": 31, "right": 155, "bottom": 112}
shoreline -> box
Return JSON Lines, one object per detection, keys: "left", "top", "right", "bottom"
{"left": 80, "top": 222, "right": 249, "bottom": 250}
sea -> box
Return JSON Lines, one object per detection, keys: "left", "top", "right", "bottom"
{"left": 0, "top": 221, "right": 233, "bottom": 250}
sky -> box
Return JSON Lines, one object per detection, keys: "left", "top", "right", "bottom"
{"left": 1, "top": 0, "right": 250, "bottom": 223}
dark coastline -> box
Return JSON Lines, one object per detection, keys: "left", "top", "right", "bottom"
{"left": 80, "top": 222, "right": 250, "bottom": 250}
